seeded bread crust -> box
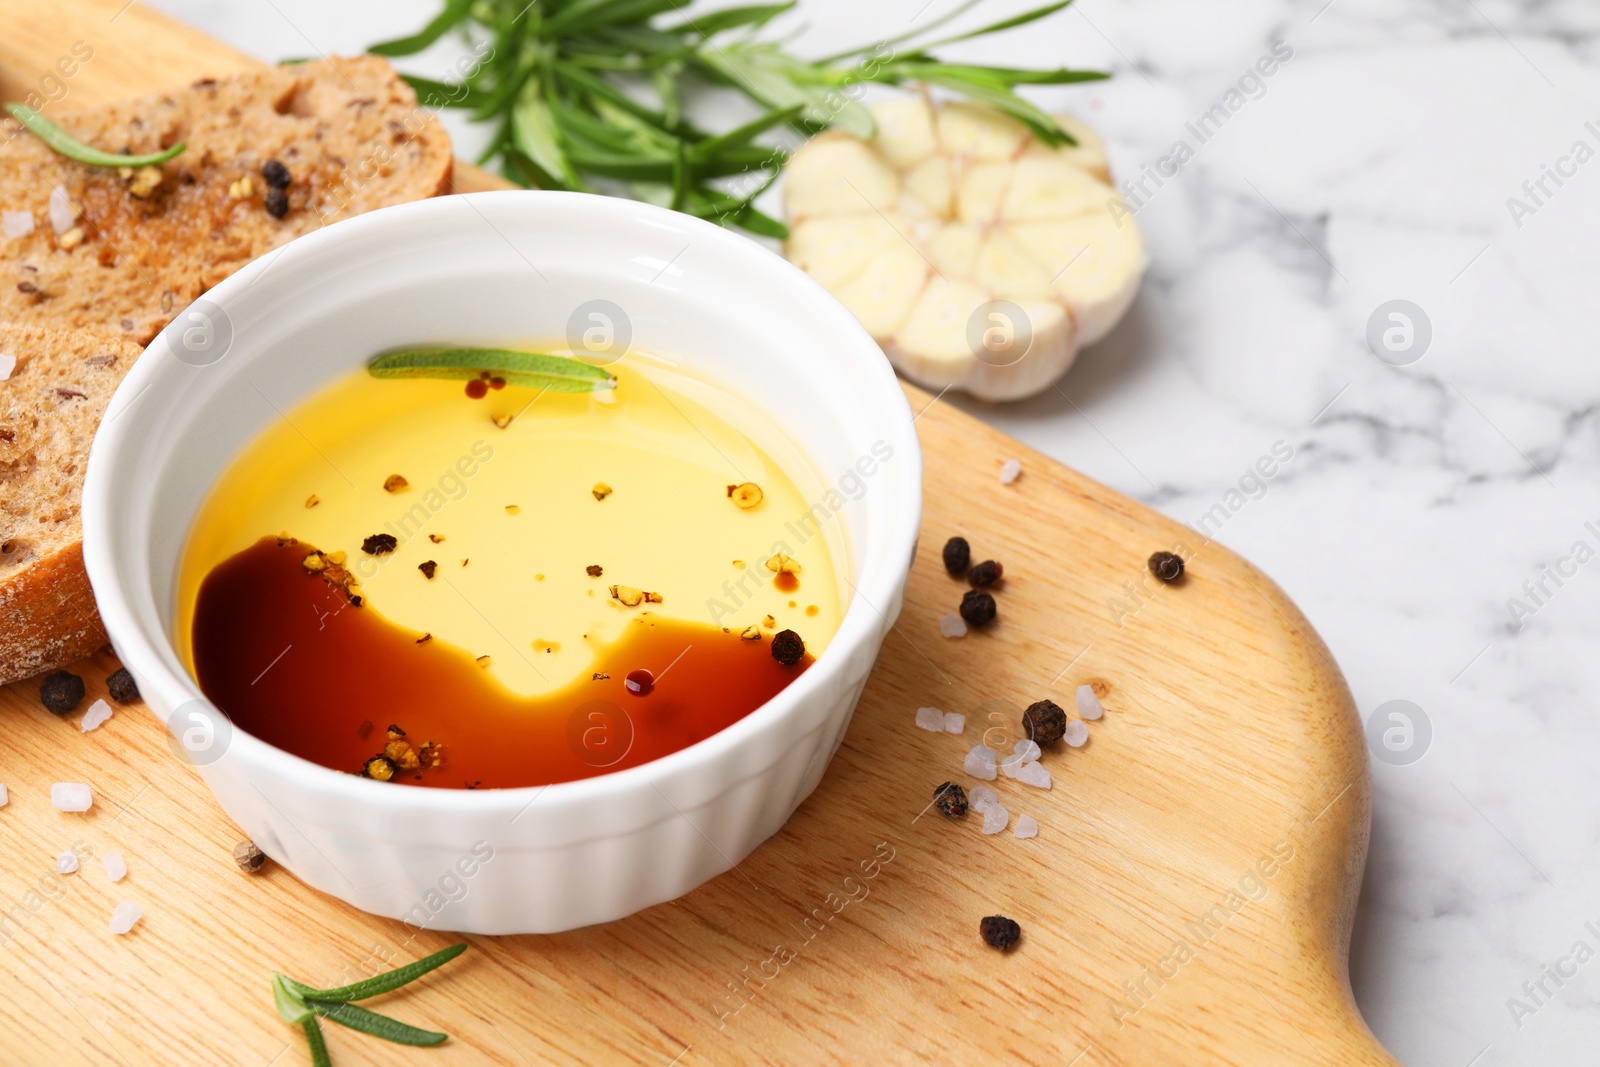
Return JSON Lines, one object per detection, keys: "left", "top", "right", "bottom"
{"left": 0, "top": 55, "right": 453, "bottom": 684}
{"left": 0, "top": 323, "right": 145, "bottom": 685}
{"left": 0, "top": 55, "right": 453, "bottom": 345}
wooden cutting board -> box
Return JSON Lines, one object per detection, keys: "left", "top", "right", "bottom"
{"left": 0, "top": 3, "right": 1397, "bottom": 1064}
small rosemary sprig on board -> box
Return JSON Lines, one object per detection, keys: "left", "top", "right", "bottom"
{"left": 367, "top": 0, "right": 1107, "bottom": 237}
{"left": 272, "top": 942, "right": 468, "bottom": 1066}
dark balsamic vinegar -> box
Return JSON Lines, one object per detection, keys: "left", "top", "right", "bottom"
{"left": 190, "top": 537, "right": 810, "bottom": 789}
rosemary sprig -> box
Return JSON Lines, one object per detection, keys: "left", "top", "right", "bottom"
{"left": 368, "top": 0, "right": 1106, "bottom": 238}
{"left": 368, "top": 347, "right": 619, "bottom": 391}
{"left": 273, "top": 942, "right": 468, "bottom": 1066}
{"left": 4, "top": 103, "right": 187, "bottom": 167}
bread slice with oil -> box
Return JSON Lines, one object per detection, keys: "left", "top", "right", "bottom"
{"left": 0, "top": 54, "right": 452, "bottom": 345}
{"left": 0, "top": 323, "right": 145, "bottom": 685}
{"left": 0, "top": 55, "right": 453, "bottom": 683}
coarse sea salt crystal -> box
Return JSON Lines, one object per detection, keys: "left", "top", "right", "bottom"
{"left": 80, "top": 698, "right": 113, "bottom": 733}
{"left": 943, "top": 712, "right": 966, "bottom": 734}
{"left": 964, "top": 745, "right": 998, "bottom": 781}
{"left": 48, "top": 187, "right": 76, "bottom": 233}
{"left": 1014, "top": 813, "right": 1039, "bottom": 839}
{"left": 103, "top": 853, "right": 128, "bottom": 882}
{"left": 1076, "top": 685, "right": 1103, "bottom": 721}
{"left": 939, "top": 614, "right": 967, "bottom": 638}
{"left": 57, "top": 851, "right": 79, "bottom": 875}
{"left": 1000, "top": 750, "right": 1037, "bottom": 778}
{"left": 1063, "top": 719, "right": 1089, "bottom": 748}
{"left": 915, "top": 706, "right": 946, "bottom": 732}
{"left": 1012, "top": 739, "right": 1041, "bottom": 762}
{"left": 0, "top": 353, "right": 15, "bottom": 381}
{"left": 51, "top": 783, "right": 92, "bottom": 812}
{"left": 108, "top": 901, "right": 141, "bottom": 935}
{"left": 1018, "top": 761, "right": 1051, "bottom": 789}
{"left": 999, "top": 459, "right": 1022, "bottom": 485}
{"left": 2, "top": 210, "right": 33, "bottom": 238}
{"left": 982, "top": 804, "right": 1009, "bottom": 834}
{"left": 0, "top": 783, "right": 8, "bottom": 807}
{"left": 969, "top": 785, "right": 999, "bottom": 813}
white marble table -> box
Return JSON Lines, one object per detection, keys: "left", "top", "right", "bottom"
{"left": 146, "top": 2, "right": 1600, "bottom": 1062}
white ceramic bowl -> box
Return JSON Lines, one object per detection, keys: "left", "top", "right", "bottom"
{"left": 82, "top": 191, "right": 922, "bottom": 934}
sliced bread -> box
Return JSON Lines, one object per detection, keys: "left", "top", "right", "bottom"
{"left": 0, "top": 323, "right": 144, "bottom": 685}
{"left": 0, "top": 55, "right": 454, "bottom": 683}
{"left": 0, "top": 54, "right": 453, "bottom": 344}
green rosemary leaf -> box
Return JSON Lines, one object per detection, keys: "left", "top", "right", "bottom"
{"left": 368, "top": 0, "right": 1108, "bottom": 236}
{"left": 368, "top": 0, "right": 474, "bottom": 56}
{"left": 400, "top": 73, "right": 488, "bottom": 110}
{"left": 469, "top": 56, "right": 537, "bottom": 122}
{"left": 271, "top": 973, "right": 313, "bottom": 1026}
{"left": 650, "top": 62, "right": 683, "bottom": 128}
{"left": 916, "top": 0, "right": 1079, "bottom": 49}
{"left": 696, "top": 45, "right": 874, "bottom": 139}
{"left": 512, "top": 82, "right": 581, "bottom": 189}
{"left": 667, "top": 3, "right": 796, "bottom": 37}
{"left": 301, "top": 1017, "right": 333, "bottom": 1067}
{"left": 293, "top": 942, "right": 471, "bottom": 1003}
{"left": 5, "top": 104, "right": 186, "bottom": 167}
{"left": 909, "top": 67, "right": 1074, "bottom": 145}
{"left": 308, "top": 1000, "right": 450, "bottom": 1047}
{"left": 546, "top": 0, "right": 681, "bottom": 36}
{"left": 688, "top": 104, "right": 802, "bottom": 162}
{"left": 554, "top": 63, "right": 699, "bottom": 137}
{"left": 731, "top": 203, "right": 788, "bottom": 238}
{"left": 814, "top": 0, "right": 982, "bottom": 63}
{"left": 588, "top": 22, "right": 692, "bottom": 55}
{"left": 369, "top": 350, "right": 616, "bottom": 392}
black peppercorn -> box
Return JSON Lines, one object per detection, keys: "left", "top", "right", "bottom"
{"left": 980, "top": 915, "right": 1021, "bottom": 951}
{"left": 39, "top": 670, "right": 85, "bottom": 715}
{"left": 933, "top": 782, "right": 969, "bottom": 819}
{"left": 771, "top": 629, "right": 805, "bottom": 666}
{"left": 1021, "top": 699, "right": 1066, "bottom": 745}
{"left": 968, "top": 560, "right": 1003, "bottom": 587}
{"left": 362, "top": 533, "right": 399, "bottom": 555}
{"left": 106, "top": 667, "right": 140, "bottom": 704}
{"left": 958, "top": 588, "right": 997, "bottom": 627}
{"left": 263, "top": 186, "right": 289, "bottom": 218}
{"left": 1148, "top": 550, "right": 1184, "bottom": 583}
{"left": 942, "top": 536, "right": 971, "bottom": 576}
{"left": 261, "top": 158, "right": 291, "bottom": 189}
{"left": 418, "top": 560, "right": 438, "bottom": 579}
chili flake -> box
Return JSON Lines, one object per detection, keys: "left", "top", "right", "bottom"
{"left": 933, "top": 782, "right": 969, "bottom": 819}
